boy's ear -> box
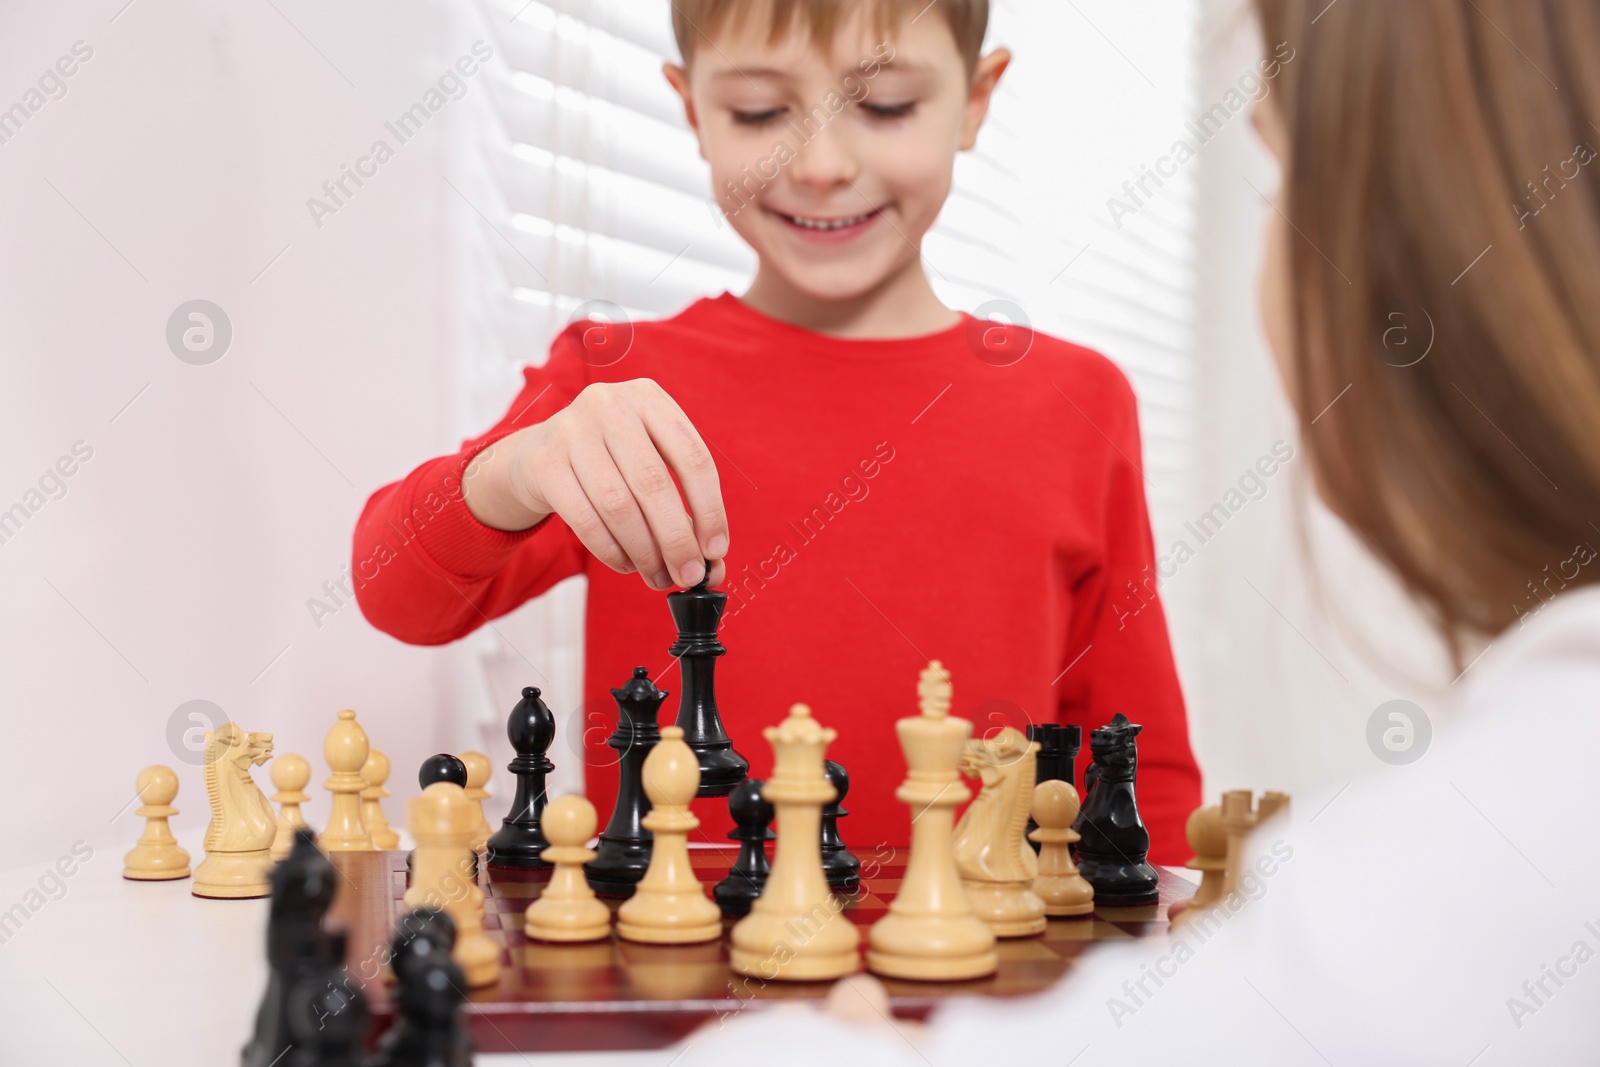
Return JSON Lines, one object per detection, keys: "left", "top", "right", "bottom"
{"left": 663, "top": 62, "right": 709, "bottom": 160}
{"left": 959, "top": 48, "right": 1012, "bottom": 152}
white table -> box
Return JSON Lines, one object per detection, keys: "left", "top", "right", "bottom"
{"left": 0, "top": 830, "right": 1195, "bottom": 1066}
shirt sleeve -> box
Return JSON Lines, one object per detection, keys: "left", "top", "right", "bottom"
{"left": 351, "top": 328, "right": 593, "bottom": 646}
{"left": 1056, "top": 370, "right": 1202, "bottom": 865}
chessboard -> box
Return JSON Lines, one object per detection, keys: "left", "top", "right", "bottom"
{"left": 326, "top": 846, "right": 1196, "bottom": 1054}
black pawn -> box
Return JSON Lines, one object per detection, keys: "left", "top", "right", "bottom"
{"left": 411, "top": 755, "right": 473, "bottom": 882}
{"left": 485, "top": 686, "right": 555, "bottom": 869}
{"left": 714, "top": 778, "right": 774, "bottom": 917}
{"left": 820, "top": 760, "right": 860, "bottom": 894}
{"left": 419, "top": 754, "right": 467, "bottom": 790}
{"left": 285, "top": 930, "right": 368, "bottom": 1067}
{"left": 1025, "top": 724, "right": 1082, "bottom": 853}
{"left": 368, "top": 908, "right": 472, "bottom": 1067}
{"left": 242, "top": 827, "right": 338, "bottom": 1067}
{"left": 1072, "top": 713, "right": 1159, "bottom": 906}
{"left": 667, "top": 570, "right": 748, "bottom": 797}
{"left": 585, "top": 667, "right": 667, "bottom": 898}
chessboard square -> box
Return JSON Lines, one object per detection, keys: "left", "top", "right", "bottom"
{"left": 512, "top": 940, "right": 619, "bottom": 971}
{"left": 623, "top": 963, "right": 729, "bottom": 1001}
{"left": 488, "top": 881, "right": 545, "bottom": 900}
{"left": 1050, "top": 918, "right": 1133, "bottom": 942}
{"left": 994, "top": 940, "right": 1061, "bottom": 962}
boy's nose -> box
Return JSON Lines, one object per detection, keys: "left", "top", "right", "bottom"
{"left": 786, "top": 118, "right": 862, "bottom": 191}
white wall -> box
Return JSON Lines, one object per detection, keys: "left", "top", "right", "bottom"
{"left": 0, "top": 0, "right": 482, "bottom": 868}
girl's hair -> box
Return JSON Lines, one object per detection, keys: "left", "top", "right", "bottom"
{"left": 1254, "top": 0, "right": 1600, "bottom": 655}
{"left": 671, "top": 0, "right": 989, "bottom": 74}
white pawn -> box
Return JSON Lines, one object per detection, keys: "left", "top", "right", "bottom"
{"left": 617, "top": 726, "right": 722, "bottom": 944}
{"left": 405, "top": 781, "right": 501, "bottom": 987}
{"left": 360, "top": 749, "right": 400, "bottom": 850}
{"left": 461, "top": 751, "right": 494, "bottom": 853}
{"left": 124, "top": 765, "right": 191, "bottom": 880}
{"left": 270, "top": 754, "right": 312, "bottom": 862}
{"left": 1030, "top": 780, "right": 1094, "bottom": 916}
{"left": 524, "top": 795, "right": 611, "bottom": 942}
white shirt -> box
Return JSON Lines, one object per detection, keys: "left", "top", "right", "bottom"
{"left": 683, "top": 586, "right": 1600, "bottom": 1065}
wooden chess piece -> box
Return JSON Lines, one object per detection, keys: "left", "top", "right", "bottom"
{"left": 714, "top": 778, "right": 773, "bottom": 917}
{"left": 820, "top": 760, "right": 861, "bottom": 894}
{"left": 320, "top": 709, "right": 374, "bottom": 852}
{"left": 1220, "top": 789, "right": 1290, "bottom": 897}
{"left": 420, "top": 753, "right": 467, "bottom": 789}
{"left": 730, "top": 705, "right": 861, "bottom": 980}
{"left": 285, "top": 929, "right": 368, "bottom": 1067}
{"left": 1030, "top": 780, "right": 1093, "bottom": 917}
{"left": 368, "top": 908, "right": 472, "bottom": 1067}
{"left": 867, "top": 662, "right": 998, "bottom": 981}
{"left": 1025, "top": 723, "right": 1080, "bottom": 855}
{"left": 123, "top": 765, "right": 191, "bottom": 880}
{"left": 1171, "top": 804, "right": 1226, "bottom": 930}
{"left": 193, "top": 724, "right": 277, "bottom": 898}
{"left": 1073, "top": 713, "right": 1159, "bottom": 905}
{"left": 243, "top": 827, "right": 338, "bottom": 1067}
{"left": 269, "top": 754, "right": 312, "bottom": 863}
{"left": 405, "top": 781, "right": 502, "bottom": 987}
{"left": 485, "top": 687, "right": 555, "bottom": 869}
{"left": 524, "top": 795, "right": 611, "bottom": 942}
{"left": 460, "top": 751, "right": 494, "bottom": 853}
{"left": 667, "top": 571, "right": 748, "bottom": 796}
{"left": 616, "top": 725, "right": 722, "bottom": 944}
{"left": 586, "top": 667, "right": 666, "bottom": 898}
{"left": 360, "top": 748, "right": 400, "bottom": 849}
{"left": 952, "top": 726, "right": 1047, "bottom": 936}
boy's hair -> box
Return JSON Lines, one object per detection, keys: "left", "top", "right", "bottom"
{"left": 671, "top": 0, "right": 989, "bottom": 75}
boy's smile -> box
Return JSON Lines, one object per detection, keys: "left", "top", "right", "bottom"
{"left": 665, "top": 6, "right": 1009, "bottom": 337}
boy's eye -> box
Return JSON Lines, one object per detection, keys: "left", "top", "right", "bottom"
{"left": 862, "top": 101, "right": 917, "bottom": 120}
{"left": 731, "top": 107, "right": 785, "bottom": 126}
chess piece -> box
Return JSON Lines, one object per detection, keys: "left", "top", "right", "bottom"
{"left": 952, "top": 726, "right": 1047, "bottom": 937}
{"left": 193, "top": 724, "right": 277, "bottom": 898}
{"left": 714, "top": 778, "right": 773, "bottom": 917}
{"left": 368, "top": 908, "right": 473, "bottom": 1067}
{"left": 1025, "top": 723, "right": 1080, "bottom": 853}
{"left": 320, "top": 710, "right": 375, "bottom": 852}
{"left": 820, "top": 760, "right": 861, "bottom": 894}
{"left": 285, "top": 929, "right": 368, "bottom": 1067}
{"left": 406, "top": 781, "right": 502, "bottom": 987}
{"left": 730, "top": 704, "right": 861, "bottom": 980}
{"left": 243, "top": 827, "right": 338, "bottom": 1067}
{"left": 412, "top": 754, "right": 472, "bottom": 881}
{"left": 1171, "top": 804, "right": 1226, "bottom": 930}
{"left": 1220, "top": 789, "right": 1290, "bottom": 897}
{"left": 585, "top": 667, "right": 666, "bottom": 897}
{"left": 524, "top": 795, "right": 611, "bottom": 942}
{"left": 485, "top": 687, "right": 555, "bottom": 869}
{"left": 460, "top": 751, "right": 494, "bottom": 852}
{"left": 269, "top": 755, "right": 312, "bottom": 862}
{"left": 123, "top": 765, "right": 191, "bottom": 880}
{"left": 1073, "top": 713, "right": 1159, "bottom": 906}
{"left": 667, "top": 570, "right": 748, "bottom": 796}
{"left": 360, "top": 749, "right": 400, "bottom": 849}
{"left": 867, "top": 662, "right": 998, "bottom": 981}
{"left": 1030, "top": 780, "right": 1094, "bottom": 917}
{"left": 419, "top": 753, "right": 467, "bottom": 789}
{"left": 617, "top": 725, "right": 722, "bottom": 943}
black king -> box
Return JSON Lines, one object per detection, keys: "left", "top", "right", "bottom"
{"left": 667, "top": 567, "right": 748, "bottom": 797}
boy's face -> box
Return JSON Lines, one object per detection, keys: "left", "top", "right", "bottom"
{"left": 667, "top": 11, "right": 1006, "bottom": 304}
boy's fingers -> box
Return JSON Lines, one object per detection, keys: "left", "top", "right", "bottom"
{"left": 606, "top": 419, "right": 706, "bottom": 589}
{"left": 535, "top": 463, "right": 633, "bottom": 574}
{"left": 571, "top": 443, "right": 671, "bottom": 589}
{"left": 639, "top": 398, "right": 730, "bottom": 568}
{"left": 706, "top": 557, "right": 727, "bottom": 587}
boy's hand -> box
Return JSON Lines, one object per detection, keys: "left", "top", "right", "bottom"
{"left": 464, "top": 379, "right": 729, "bottom": 590}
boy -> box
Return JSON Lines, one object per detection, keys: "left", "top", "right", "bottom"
{"left": 353, "top": 0, "right": 1200, "bottom": 860}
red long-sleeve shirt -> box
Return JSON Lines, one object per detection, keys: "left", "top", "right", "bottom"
{"left": 353, "top": 293, "right": 1201, "bottom": 862}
